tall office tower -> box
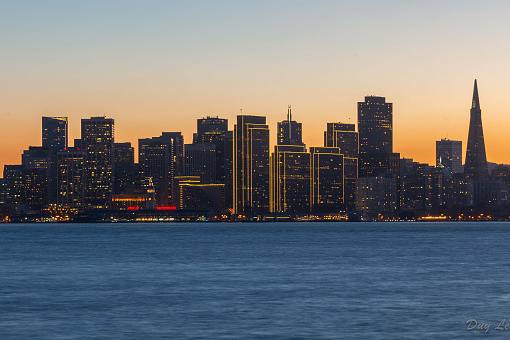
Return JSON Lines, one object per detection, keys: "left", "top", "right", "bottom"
{"left": 184, "top": 143, "right": 217, "bottom": 183}
{"left": 436, "top": 139, "right": 463, "bottom": 174}
{"left": 139, "top": 136, "right": 171, "bottom": 206}
{"left": 324, "top": 122, "right": 359, "bottom": 211}
{"left": 42, "top": 117, "right": 68, "bottom": 151}
{"left": 270, "top": 145, "right": 310, "bottom": 214}
{"left": 399, "top": 159, "right": 434, "bottom": 214}
{"left": 42, "top": 116, "right": 68, "bottom": 204}
{"left": 194, "top": 117, "right": 230, "bottom": 179}
{"left": 223, "top": 130, "right": 234, "bottom": 210}
{"left": 464, "top": 80, "right": 489, "bottom": 207}
{"left": 195, "top": 116, "right": 228, "bottom": 144}
{"left": 81, "top": 117, "right": 114, "bottom": 209}
{"left": 3, "top": 165, "right": 24, "bottom": 215}
{"left": 57, "top": 147, "right": 85, "bottom": 208}
{"left": 112, "top": 142, "right": 135, "bottom": 194}
{"left": 138, "top": 132, "right": 183, "bottom": 206}
{"left": 193, "top": 116, "right": 232, "bottom": 208}
{"left": 233, "top": 115, "right": 270, "bottom": 214}
{"left": 161, "top": 132, "right": 184, "bottom": 205}
{"left": 277, "top": 106, "right": 303, "bottom": 146}
{"left": 358, "top": 96, "right": 393, "bottom": 177}
{"left": 21, "top": 146, "right": 50, "bottom": 212}
{"left": 310, "top": 147, "right": 344, "bottom": 212}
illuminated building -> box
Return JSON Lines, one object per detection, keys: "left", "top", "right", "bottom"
{"left": 399, "top": 159, "right": 434, "bottom": 215}
{"left": 42, "top": 116, "right": 68, "bottom": 151}
{"left": 358, "top": 96, "right": 393, "bottom": 177}
{"left": 113, "top": 142, "right": 136, "bottom": 194}
{"left": 138, "top": 136, "right": 171, "bottom": 205}
{"left": 138, "top": 132, "right": 183, "bottom": 206}
{"left": 436, "top": 139, "right": 462, "bottom": 174}
{"left": 277, "top": 106, "right": 303, "bottom": 146}
{"left": 233, "top": 115, "right": 270, "bottom": 214}
{"left": 42, "top": 116, "right": 68, "bottom": 204}
{"left": 3, "top": 165, "right": 24, "bottom": 215}
{"left": 81, "top": 117, "right": 114, "bottom": 209}
{"left": 270, "top": 145, "right": 310, "bottom": 214}
{"left": 21, "top": 147, "right": 50, "bottom": 212}
{"left": 464, "top": 80, "right": 489, "bottom": 207}
{"left": 356, "top": 176, "right": 397, "bottom": 220}
{"left": 57, "top": 147, "right": 85, "bottom": 209}
{"left": 310, "top": 147, "right": 344, "bottom": 212}
{"left": 184, "top": 143, "right": 217, "bottom": 183}
{"left": 194, "top": 116, "right": 233, "bottom": 208}
{"left": 173, "top": 175, "right": 225, "bottom": 213}
{"left": 324, "top": 122, "right": 359, "bottom": 211}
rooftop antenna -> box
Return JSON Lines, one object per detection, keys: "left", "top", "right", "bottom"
{"left": 287, "top": 105, "right": 292, "bottom": 122}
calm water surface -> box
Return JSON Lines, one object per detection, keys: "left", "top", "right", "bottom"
{"left": 1, "top": 222, "right": 510, "bottom": 339}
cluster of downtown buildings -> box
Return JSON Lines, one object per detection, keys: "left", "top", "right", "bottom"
{"left": 1, "top": 80, "right": 508, "bottom": 222}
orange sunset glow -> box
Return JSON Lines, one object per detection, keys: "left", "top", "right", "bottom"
{"left": 2, "top": 1, "right": 510, "bottom": 174}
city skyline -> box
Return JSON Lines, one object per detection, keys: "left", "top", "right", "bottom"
{"left": 3, "top": 1, "right": 510, "bottom": 173}
{"left": 0, "top": 83, "right": 500, "bottom": 177}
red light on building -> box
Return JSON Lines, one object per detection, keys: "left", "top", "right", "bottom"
{"left": 155, "top": 206, "right": 177, "bottom": 211}
{"left": 127, "top": 206, "right": 140, "bottom": 211}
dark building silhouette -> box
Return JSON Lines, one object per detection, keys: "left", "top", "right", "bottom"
{"left": 42, "top": 117, "right": 68, "bottom": 204}
{"left": 324, "top": 122, "right": 359, "bottom": 211}
{"left": 3, "top": 165, "right": 24, "bottom": 215}
{"left": 464, "top": 80, "right": 489, "bottom": 207}
{"left": 233, "top": 115, "right": 270, "bottom": 214}
{"left": 193, "top": 116, "right": 232, "bottom": 208}
{"left": 436, "top": 139, "right": 463, "bottom": 174}
{"left": 184, "top": 143, "right": 217, "bottom": 183}
{"left": 42, "top": 117, "right": 68, "bottom": 151}
{"left": 270, "top": 144, "right": 310, "bottom": 214}
{"left": 81, "top": 117, "right": 114, "bottom": 209}
{"left": 139, "top": 136, "right": 171, "bottom": 206}
{"left": 112, "top": 142, "right": 136, "bottom": 194}
{"left": 57, "top": 147, "right": 85, "bottom": 208}
{"left": 358, "top": 96, "right": 393, "bottom": 177}
{"left": 356, "top": 176, "right": 397, "bottom": 220}
{"left": 21, "top": 146, "right": 50, "bottom": 212}
{"left": 173, "top": 175, "right": 225, "bottom": 213}
{"left": 277, "top": 106, "right": 303, "bottom": 146}
{"left": 310, "top": 147, "right": 344, "bottom": 212}
{"left": 138, "top": 132, "right": 184, "bottom": 206}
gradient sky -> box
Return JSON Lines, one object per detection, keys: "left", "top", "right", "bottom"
{"left": 2, "top": 0, "right": 510, "bottom": 175}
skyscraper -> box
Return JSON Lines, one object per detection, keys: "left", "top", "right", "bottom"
{"left": 436, "top": 139, "right": 463, "bottom": 174}
{"left": 324, "top": 122, "right": 359, "bottom": 210}
{"left": 81, "top": 117, "right": 114, "bottom": 209}
{"left": 139, "top": 136, "right": 171, "bottom": 206}
{"left": 42, "top": 117, "right": 68, "bottom": 151}
{"left": 465, "top": 80, "right": 488, "bottom": 178}
{"left": 464, "top": 79, "right": 489, "bottom": 207}
{"left": 184, "top": 143, "right": 217, "bottom": 183}
{"left": 57, "top": 147, "right": 85, "bottom": 209}
{"left": 194, "top": 117, "right": 232, "bottom": 207}
{"left": 277, "top": 106, "right": 303, "bottom": 146}
{"left": 233, "top": 115, "right": 270, "bottom": 214}
{"left": 112, "top": 142, "right": 135, "bottom": 194}
{"left": 21, "top": 146, "right": 50, "bottom": 212}
{"left": 270, "top": 145, "right": 310, "bottom": 214}
{"left": 358, "top": 96, "right": 393, "bottom": 177}
{"left": 310, "top": 147, "right": 344, "bottom": 212}
{"left": 42, "top": 116, "right": 68, "bottom": 204}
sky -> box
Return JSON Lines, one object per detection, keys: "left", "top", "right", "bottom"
{"left": 2, "top": 0, "right": 510, "bottom": 175}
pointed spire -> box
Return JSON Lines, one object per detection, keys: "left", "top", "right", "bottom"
{"left": 472, "top": 79, "right": 480, "bottom": 109}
